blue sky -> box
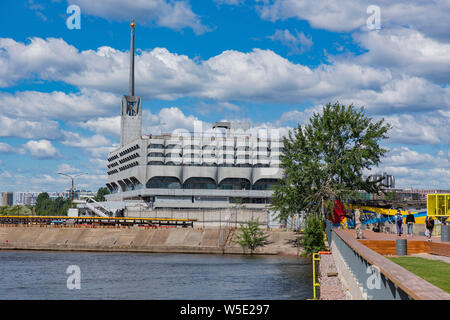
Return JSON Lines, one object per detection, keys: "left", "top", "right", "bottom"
{"left": 0, "top": 0, "right": 449, "bottom": 194}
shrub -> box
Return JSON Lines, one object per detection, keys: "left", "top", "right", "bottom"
{"left": 301, "top": 214, "right": 326, "bottom": 257}
{"left": 234, "top": 218, "right": 269, "bottom": 255}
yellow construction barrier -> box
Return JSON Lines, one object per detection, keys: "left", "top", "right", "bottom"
{"left": 427, "top": 194, "right": 450, "bottom": 217}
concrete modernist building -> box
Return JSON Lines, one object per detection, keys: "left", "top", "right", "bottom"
{"left": 105, "top": 21, "right": 283, "bottom": 209}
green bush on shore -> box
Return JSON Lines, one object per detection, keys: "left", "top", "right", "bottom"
{"left": 301, "top": 214, "right": 326, "bottom": 257}
{"left": 0, "top": 205, "right": 34, "bottom": 216}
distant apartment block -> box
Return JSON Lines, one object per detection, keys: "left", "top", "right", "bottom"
{"left": 1, "top": 192, "right": 13, "bottom": 206}
{"left": 15, "top": 192, "right": 40, "bottom": 206}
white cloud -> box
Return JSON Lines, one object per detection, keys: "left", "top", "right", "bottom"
{"left": 0, "top": 142, "right": 19, "bottom": 154}
{"left": 255, "top": 0, "right": 450, "bottom": 40}
{"left": 278, "top": 105, "right": 324, "bottom": 126}
{"left": 0, "top": 89, "right": 119, "bottom": 121}
{"left": 352, "top": 28, "right": 450, "bottom": 83}
{"left": 1, "top": 37, "right": 448, "bottom": 116}
{"left": 68, "top": 0, "right": 209, "bottom": 34}
{"left": 279, "top": 103, "right": 450, "bottom": 147}
{"left": 143, "top": 107, "right": 203, "bottom": 135}
{"left": 61, "top": 131, "right": 111, "bottom": 149}
{"left": 335, "top": 76, "right": 450, "bottom": 115}
{"left": 79, "top": 116, "right": 121, "bottom": 136}
{"left": 89, "top": 158, "right": 108, "bottom": 169}
{"left": 22, "top": 140, "right": 61, "bottom": 159}
{"left": 215, "top": 0, "right": 245, "bottom": 5}
{"left": 57, "top": 163, "right": 83, "bottom": 174}
{"left": 268, "top": 29, "right": 313, "bottom": 54}
{"left": 383, "top": 147, "right": 446, "bottom": 168}
{"left": 380, "top": 112, "right": 450, "bottom": 145}
{"left": 0, "top": 37, "right": 82, "bottom": 87}
{"left": 370, "top": 146, "right": 450, "bottom": 189}
{"left": 195, "top": 101, "right": 241, "bottom": 116}
{"left": 0, "top": 115, "right": 61, "bottom": 139}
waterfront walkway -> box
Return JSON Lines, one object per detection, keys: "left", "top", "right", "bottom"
{"left": 339, "top": 229, "right": 449, "bottom": 257}
{"left": 340, "top": 229, "right": 441, "bottom": 242}
{"left": 320, "top": 227, "right": 450, "bottom": 299}
{"left": 319, "top": 253, "right": 346, "bottom": 300}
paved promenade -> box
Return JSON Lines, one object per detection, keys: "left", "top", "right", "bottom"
{"left": 319, "top": 253, "right": 346, "bottom": 300}
{"left": 340, "top": 228, "right": 441, "bottom": 242}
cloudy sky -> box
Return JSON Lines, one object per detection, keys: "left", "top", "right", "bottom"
{"left": 0, "top": 0, "right": 448, "bottom": 194}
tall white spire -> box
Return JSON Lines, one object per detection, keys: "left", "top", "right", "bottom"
{"left": 129, "top": 19, "right": 136, "bottom": 97}
{"left": 120, "top": 19, "right": 142, "bottom": 147}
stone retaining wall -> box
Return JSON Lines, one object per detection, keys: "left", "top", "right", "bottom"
{"left": 0, "top": 225, "right": 300, "bottom": 255}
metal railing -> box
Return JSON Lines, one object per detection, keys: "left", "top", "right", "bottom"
{"left": 219, "top": 211, "right": 237, "bottom": 251}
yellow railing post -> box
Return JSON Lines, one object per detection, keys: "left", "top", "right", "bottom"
{"left": 310, "top": 251, "right": 332, "bottom": 300}
{"left": 311, "top": 252, "right": 320, "bottom": 300}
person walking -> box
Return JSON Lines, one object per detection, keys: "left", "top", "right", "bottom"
{"left": 425, "top": 216, "right": 435, "bottom": 241}
{"left": 395, "top": 209, "right": 403, "bottom": 237}
{"left": 354, "top": 207, "right": 364, "bottom": 239}
{"left": 406, "top": 211, "right": 415, "bottom": 236}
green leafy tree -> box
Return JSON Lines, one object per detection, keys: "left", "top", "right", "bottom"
{"left": 35, "top": 193, "right": 71, "bottom": 216}
{"left": 271, "top": 102, "right": 391, "bottom": 220}
{"left": 94, "top": 187, "right": 110, "bottom": 202}
{"left": 35, "top": 192, "right": 53, "bottom": 216}
{"left": 301, "top": 214, "right": 326, "bottom": 257}
{"left": 384, "top": 190, "right": 397, "bottom": 201}
{"left": 53, "top": 197, "right": 72, "bottom": 215}
{"left": 234, "top": 218, "right": 269, "bottom": 255}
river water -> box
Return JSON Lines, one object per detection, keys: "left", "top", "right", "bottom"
{"left": 0, "top": 251, "right": 312, "bottom": 300}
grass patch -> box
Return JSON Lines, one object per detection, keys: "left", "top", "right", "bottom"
{"left": 388, "top": 256, "right": 450, "bottom": 293}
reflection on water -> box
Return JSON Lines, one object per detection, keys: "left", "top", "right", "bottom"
{"left": 0, "top": 251, "right": 312, "bottom": 300}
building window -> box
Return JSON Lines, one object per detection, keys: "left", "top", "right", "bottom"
{"left": 148, "top": 144, "right": 164, "bottom": 149}
{"left": 218, "top": 178, "right": 251, "bottom": 190}
{"left": 252, "top": 179, "right": 279, "bottom": 190}
{"left": 148, "top": 152, "right": 164, "bottom": 157}
{"left": 183, "top": 178, "right": 216, "bottom": 189}
{"left": 146, "top": 177, "right": 181, "bottom": 189}
{"left": 148, "top": 161, "right": 164, "bottom": 165}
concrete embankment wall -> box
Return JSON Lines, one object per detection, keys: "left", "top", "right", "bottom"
{"left": 0, "top": 225, "right": 300, "bottom": 255}
{"left": 125, "top": 208, "right": 268, "bottom": 228}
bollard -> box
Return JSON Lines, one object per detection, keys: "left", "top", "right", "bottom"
{"left": 442, "top": 225, "right": 450, "bottom": 242}
{"left": 396, "top": 239, "right": 407, "bottom": 256}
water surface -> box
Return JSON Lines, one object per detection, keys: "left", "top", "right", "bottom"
{"left": 0, "top": 251, "right": 312, "bottom": 300}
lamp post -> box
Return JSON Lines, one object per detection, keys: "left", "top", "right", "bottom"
{"left": 58, "top": 172, "right": 87, "bottom": 201}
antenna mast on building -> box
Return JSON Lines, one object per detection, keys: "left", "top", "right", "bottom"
{"left": 129, "top": 19, "right": 136, "bottom": 97}
{"left": 120, "top": 19, "right": 142, "bottom": 146}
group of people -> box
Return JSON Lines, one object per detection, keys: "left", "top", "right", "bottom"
{"left": 353, "top": 207, "right": 435, "bottom": 241}
{"left": 394, "top": 209, "right": 435, "bottom": 241}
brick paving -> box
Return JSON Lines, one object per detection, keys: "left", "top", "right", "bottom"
{"left": 319, "top": 253, "right": 346, "bottom": 300}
